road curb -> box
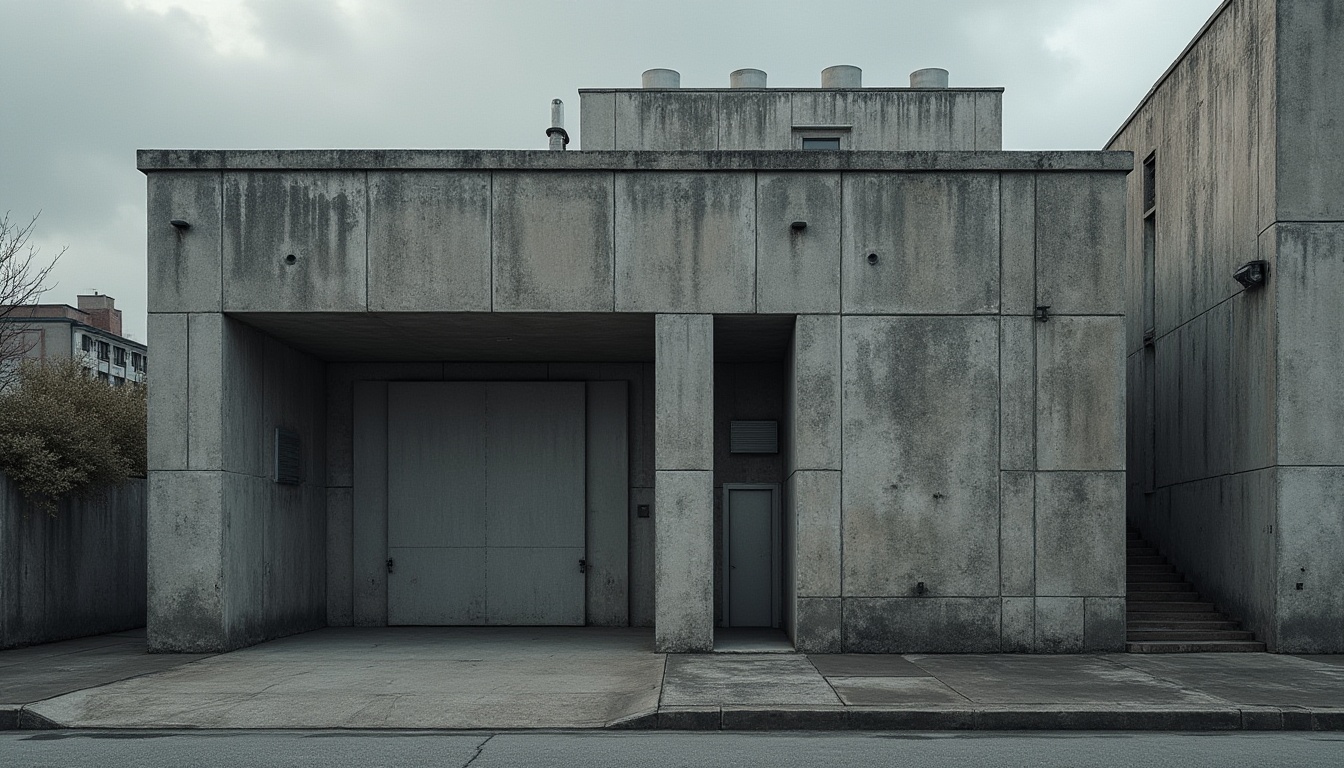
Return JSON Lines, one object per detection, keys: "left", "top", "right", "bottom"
{"left": 0, "top": 705, "right": 65, "bottom": 731}
{"left": 604, "top": 706, "right": 1344, "bottom": 731}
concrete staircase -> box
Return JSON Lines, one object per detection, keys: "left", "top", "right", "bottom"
{"left": 1126, "top": 528, "right": 1266, "bottom": 653}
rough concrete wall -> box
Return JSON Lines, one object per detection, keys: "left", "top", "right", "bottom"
{"left": 0, "top": 476, "right": 146, "bottom": 649}
{"left": 147, "top": 312, "right": 326, "bottom": 652}
{"left": 582, "top": 89, "right": 1002, "bottom": 151}
{"left": 1109, "top": 0, "right": 1284, "bottom": 646}
{"left": 326, "top": 361, "right": 654, "bottom": 629}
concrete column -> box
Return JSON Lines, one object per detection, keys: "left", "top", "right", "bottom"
{"left": 654, "top": 314, "right": 714, "bottom": 652}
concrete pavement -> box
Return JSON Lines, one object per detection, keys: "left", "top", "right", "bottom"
{"left": 3, "top": 628, "right": 1344, "bottom": 730}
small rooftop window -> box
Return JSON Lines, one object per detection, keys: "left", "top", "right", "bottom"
{"left": 802, "top": 137, "right": 841, "bottom": 150}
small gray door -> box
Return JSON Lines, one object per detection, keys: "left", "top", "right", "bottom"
{"left": 723, "top": 484, "right": 780, "bottom": 628}
{"left": 386, "top": 382, "right": 586, "bottom": 625}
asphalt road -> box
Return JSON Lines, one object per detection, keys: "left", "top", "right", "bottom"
{"left": 3, "top": 731, "right": 1344, "bottom": 767}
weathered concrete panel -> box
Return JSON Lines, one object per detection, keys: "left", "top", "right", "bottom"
{"left": 1000, "top": 173, "right": 1035, "bottom": 315}
{"left": 325, "top": 362, "right": 443, "bottom": 488}
{"left": 794, "top": 597, "right": 841, "bottom": 653}
{"left": 1276, "top": 0, "right": 1344, "bottom": 222}
{"left": 629, "top": 485, "right": 655, "bottom": 628}
{"left": 223, "top": 172, "right": 367, "bottom": 312}
{"left": 1035, "top": 172, "right": 1125, "bottom": 315}
{"left": 791, "top": 470, "right": 841, "bottom": 597}
{"left": 787, "top": 314, "right": 841, "bottom": 473}
{"left": 1277, "top": 466, "right": 1344, "bottom": 653}
{"left": 655, "top": 314, "right": 713, "bottom": 471}
{"left": 586, "top": 381, "right": 629, "bottom": 627}
{"left": 975, "top": 92, "right": 1004, "bottom": 151}
{"left": 1034, "top": 597, "right": 1084, "bottom": 653}
{"left": 843, "top": 598, "right": 1001, "bottom": 652}
{"left": 352, "top": 381, "right": 388, "bottom": 626}
{"left": 1083, "top": 596, "right": 1125, "bottom": 652}
{"left": 811, "top": 91, "right": 980, "bottom": 151}
{"left": 1035, "top": 472, "right": 1125, "bottom": 597}
{"left": 148, "top": 172, "right": 222, "bottom": 313}
{"left": 615, "top": 173, "right": 756, "bottom": 313}
{"left": 579, "top": 91, "right": 616, "bottom": 150}
{"left": 1275, "top": 223, "right": 1344, "bottom": 466}
{"left": 493, "top": 172, "right": 614, "bottom": 312}
{"left": 615, "top": 92, "right": 717, "bottom": 151}
{"left": 842, "top": 173, "right": 999, "bottom": 314}
{"left": 147, "top": 313, "right": 189, "bottom": 472}
{"left": 1000, "top": 316, "right": 1035, "bottom": 470}
{"left": 655, "top": 470, "right": 714, "bottom": 652}
{"left": 717, "top": 92, "right": 791, "bottom": 150}
{"left": 186, "top": 313, "right": 223, "bottom": 471}
{"left": 222, "top": 318, "right": 266, "bottom": 478}
{"left": 326, "top": 487, "right": 353, "bottom": 627}
{"left": 1001, "top": 597, "right": 1034, "bottom": 652}
{"left": 1036, "top": 316, "right": 1125, "bottom": 471}
{"left": 841, "top": 316, "right": 999, "bottom": 597}
{"left": 756, "top": 173, "right": 841, "bottom": 313}
{"left": 148, "top": 470, "right": 225, "bottom": 652}
{"left": 368, "top": 172, "right": 490, "bottom": 311}
{"left": 1000, "top": 471, "right": 1034, "bottom": 597}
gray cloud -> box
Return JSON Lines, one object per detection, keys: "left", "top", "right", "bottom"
{"left": 0, "top": 0, "right": 1222, "bottom": 340}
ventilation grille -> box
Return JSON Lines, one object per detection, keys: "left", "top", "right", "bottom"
{"left": 730, "top": 420, "right": 779, "bottom": 454}
{"left": 275, "top": 427, "right": 302, "bottom": 485}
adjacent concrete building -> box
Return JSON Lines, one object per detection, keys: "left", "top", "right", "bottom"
{"left": 143, "top": 66, "right": 1129, "bottom": 654}
{"left": 1110, "top": 0, "right": 1344, "bottom": 652}
{"left": 0, "top": 294, "right": 147, "bottom": 387}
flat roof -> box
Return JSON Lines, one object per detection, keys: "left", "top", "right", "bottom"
{"left": 139, "top": 149, "right": 1131, "bottom": 173}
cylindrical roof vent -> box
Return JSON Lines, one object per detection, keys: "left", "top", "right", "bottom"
{"left": 730, "top": 68, "right": 767, "bottom": 88}
{"left": 821, "top": 65, "right": 862, "bottom": 88}
{"left": 642, "top": 68, "right": 681, "bottom": 89}
{"left": 910, "top": 68, "right": 949, "bottom": 88}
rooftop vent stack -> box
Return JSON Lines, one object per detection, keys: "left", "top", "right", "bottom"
{"left": 821, "top": 65, "right": 862, "bottom": 88}
{"left": 910, "top": 68, "right": 949, "bottom": 88}
{"left": 642, "top": 68, "right": 681, "bottom": 89}
{"left": 730, "top": 68, "right": 767, "bottom": 88}
{"left": 546, "top": 99, "right": 569, "bottom": 151}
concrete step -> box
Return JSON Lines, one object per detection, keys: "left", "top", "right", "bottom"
{"left": 1128, "top": 572, "right": 1182, "bottom": 586}
{"left": 1127, "top": 591, "right": 1202, "bottom": 602}
{"left": 1127, "top": 619, "right": 1241, "bottom": 631}
{"left": 1127, "top": 629, "right": 1257, "bottom": 642}
{"left": 1128, "top": 610, "right": 1229, "bottom": 622}
{"left": 1128, "top": 555, "right": 1168, "bottom": 565}
{"left": 1127, "top": 601, "right": 1217, "bottom": 613}
{"left": 1126, "top": 640, "right": 1267, "bottom": 653}
{"left": 1126, "top": 581, "right": 1195, "bottom": 592}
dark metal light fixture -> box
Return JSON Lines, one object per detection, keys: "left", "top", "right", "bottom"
{"left": 1233, "top": 260, "right": 1269, "bottom": 290}
{"left": 169, "top": 219, "right": 191, "bottom": 230}
{"left": 790, "top": 220, "right": 807, "bottom": 231}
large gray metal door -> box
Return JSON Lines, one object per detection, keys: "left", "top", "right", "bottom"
{"left": 723, "top": 485, "right": 781, "bottom": 628}
{"left": 387, "top": 382, "right": 586, "bottom": 625}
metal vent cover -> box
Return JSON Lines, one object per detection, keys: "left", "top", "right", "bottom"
{"left": 275, "top": 427, "right": 302, "bottom": 485}
{"left": 730, "top": 420, "right": 779, "bottom": 454}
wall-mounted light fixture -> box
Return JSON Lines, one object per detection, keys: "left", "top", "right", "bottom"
{"left": 790, "top": 220, "right": 807, "bottom": 231}
{"left": 169, "top": 219, "right": 191, "bottom": 230}
{"left": 1233, "top": 260, "right": 1269, "bottom": 291}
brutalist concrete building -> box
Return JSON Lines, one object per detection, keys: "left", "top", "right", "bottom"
{"left": 142, "top": 65, "right": 1129, "bottom": 654}
{"left": 1111, "top": 0, "right": 1344, "bottom": 652}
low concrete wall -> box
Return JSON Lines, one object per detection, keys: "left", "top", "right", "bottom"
{"left": 0, "top": 474, "right": 147, "bottom": 649}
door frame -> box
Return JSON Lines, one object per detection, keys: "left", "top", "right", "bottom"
{"left": 720, "top": 483, "right": 782, "bottom": 629}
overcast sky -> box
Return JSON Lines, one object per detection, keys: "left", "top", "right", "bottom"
{"left": 2, "top": 0, "right": 1223, "bottom": 341}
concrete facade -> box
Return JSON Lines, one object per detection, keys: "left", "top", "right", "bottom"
{"left": 1109, "top": 0, "right": 1344, "bottom": 652}
{"left": 142, "top": 71, "right": 1128, "bottom": 653}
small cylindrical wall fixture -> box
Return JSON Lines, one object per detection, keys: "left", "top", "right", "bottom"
{"left": 821, "top": 65, "right": 862, "bottom": 88}
{"left": 546, "top": 98, "right": 569, "bottom": 150}
{"left": 642, "top": 68, "right": 681, "bottom": 88}
{"left": 910, "top": 68, "right": 950, "bottom": 88}
{"left": 730, "top": 68, "right": 767, "bottom": 88}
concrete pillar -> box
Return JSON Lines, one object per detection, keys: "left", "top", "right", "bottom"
{"left": 654, "top": 314, "right": 714, "bottom": 652}
{"left": 786, "top": 314, "right": 843, "bottom": 652}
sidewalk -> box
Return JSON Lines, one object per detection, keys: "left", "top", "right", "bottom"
{"left": 2, "top": 628, "right": 1343, "bottom": 731}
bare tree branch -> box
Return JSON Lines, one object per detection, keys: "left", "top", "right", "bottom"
{"left": 0, "top": 211, "right": 67, "bottom": 388}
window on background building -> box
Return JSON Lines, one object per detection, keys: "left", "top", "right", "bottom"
{"left": 113, "top": 347, "right": 126, "bottom": 367}
{"left": 96, "top": 341, "right": 110, "bottom": 362}
{"left": 112, "top": 376, "right": 124, "bottom": 387}
{"left": 81, "top": 335, "right": 92, "bottom": 353}
{"left": 131, "top": 352, "right": 142, "bottom": 371}
{"left": 97, "top": 371, "right": 109, "bottom": 382}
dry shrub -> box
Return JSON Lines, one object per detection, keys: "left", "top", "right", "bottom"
{"left": 0, "top": 359, "right": 146, "bottom": 514}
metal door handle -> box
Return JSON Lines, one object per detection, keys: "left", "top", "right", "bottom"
{"left": 579, "top": 558, "right": 588, "bottom": 574}
{"left": 386, "top": 558, "right": 395, "bottom": 574}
